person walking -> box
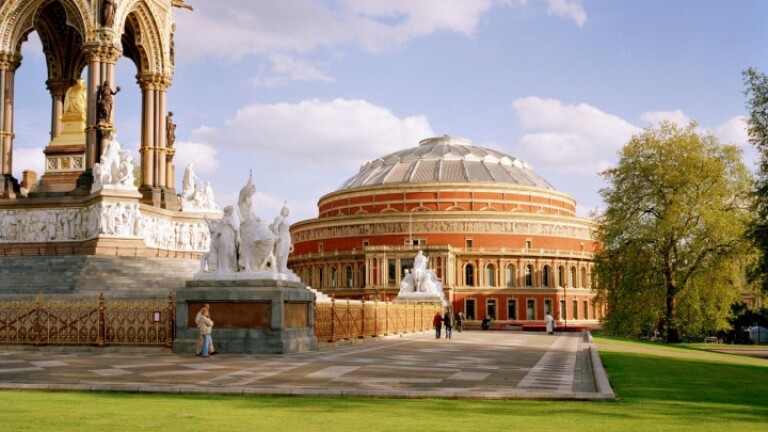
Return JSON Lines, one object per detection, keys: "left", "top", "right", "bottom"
{"left": 197, "top": 305, "right": 214, "bottom": 357}
{"left": 545, "top": 311, "right": 556, "bottom": 335}
{"left": 443, "top": 312, "right": 452, "bottom": 339}
{"left": 455, "top": 311, "right": 463, "bottom": 332}
{"left": 433, "top": 311, "right": 442, "bottom": 339}
{"left": 195, "top": 304, "right": 217, "bottom": 355}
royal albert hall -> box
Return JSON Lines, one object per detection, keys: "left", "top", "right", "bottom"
{"left": 289, "top": 136, "right": 604, "bottom": 329}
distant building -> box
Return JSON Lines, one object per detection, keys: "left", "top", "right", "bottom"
{"left": 289, "top": 136, "right": 603, "bottom": 328}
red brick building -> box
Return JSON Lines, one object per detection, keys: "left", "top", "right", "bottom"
{"left": 289, "top": 136, "right": 603, "bottom": 329}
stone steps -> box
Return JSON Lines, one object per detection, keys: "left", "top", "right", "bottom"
{"left": 0, "top": 256, "right": 199, "bottom": 298}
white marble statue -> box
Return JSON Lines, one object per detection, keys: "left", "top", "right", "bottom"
{"left": 202, "top": 181, "right": 217, "bottom": 209}
{"left": 412, "top": 250, "right": 428, "bottom": 291}
{"left": 400, "top": 269, "right": 414, "bottom": 293}
{"left": 92, "top": 135, "right": 137, "bottom": 192}
{"left": 217, "top": 207, "right": 239, "bottom": 272}
{"left": 237, "top": 172, "right": 277, "bottom": 273}
{"left": 182, "top": 162, "right": 197, "bottom": 200}
{"left": 180, "top": 164, "right": 219, "bottom": 211}
{"left": 396, "top": 250, "right": 447, "bottom": 304}
{"left": 193, "top": 171, "right": 299, "bottom": 282}
{"left": 272, "top": 202, "right": 294, "bottom": 274}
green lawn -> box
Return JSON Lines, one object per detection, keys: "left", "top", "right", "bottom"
{"left": 0, "top": 337, "right": 766, "bottom": 431}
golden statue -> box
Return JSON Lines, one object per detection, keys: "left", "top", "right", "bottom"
{"left": 63, "top": 79, "right": 87, "bottom": 116}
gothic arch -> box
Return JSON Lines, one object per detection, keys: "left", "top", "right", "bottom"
{"left": 0, "top": 0, "right": 91, "bottom": 55}
{"left": 118, "top": 0, "right": 170, "bottom": 76}
{"left": 34, "top": 1, "right": 87, "bottom": 82}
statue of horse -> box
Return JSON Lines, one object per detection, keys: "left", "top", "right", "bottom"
{"left": 236, "top": 171, "right": 277, "bottom": 273}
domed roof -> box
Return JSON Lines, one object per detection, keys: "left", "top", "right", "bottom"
{"left": 338, "top": 136, "right": 555, "bottom": 191}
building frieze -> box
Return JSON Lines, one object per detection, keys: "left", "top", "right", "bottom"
{"left": 293, "top": 218, "right": 593, "bottom": 243}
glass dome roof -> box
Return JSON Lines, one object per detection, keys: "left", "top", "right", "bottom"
{"left": 337, "top": 136, "right": 555, "bottom": 191}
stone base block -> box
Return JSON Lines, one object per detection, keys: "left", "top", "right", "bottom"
{"left": 173, "top": 279, "right": 317, "bottom": 354}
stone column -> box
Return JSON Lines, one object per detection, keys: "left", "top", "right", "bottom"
{"left": 139, "top": 83, "right": 155, "bottom": 187}
{"left": 46, "top": 79, "right": 68, "bottom": 140}
{"left": 166, "top": 148, "right": 176, "bottom": 190}
{"left": 137, "top": 74, "right": 174, "bottom": 207}
{"left": 82, "top": 45, "right": 119, "bottom": 169}
{"left": 0, "top": 52, "right": 20, "bottom": 198}
{"left": 0, "top": 68, "right": 14, "bottom": 175}
{"left": 84, "top": 50, "right": 101, "bottom": 170}
{"left": 365, "top": 256, "right": 372, "bottom": 286}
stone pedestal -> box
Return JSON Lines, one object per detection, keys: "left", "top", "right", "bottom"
{"left": 173, "top": 278, "right": 317, "bottom": 354}
{"left": 39, "top": 111, "right": 86, "bottom": 193}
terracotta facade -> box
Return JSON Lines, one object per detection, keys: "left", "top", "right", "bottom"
{"left": 289, "top": 137, "right": 604, "bottom": 329}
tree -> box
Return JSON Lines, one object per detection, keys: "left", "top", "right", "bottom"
{"left": 744, "top": 68, "right": 768, "bottom": 293}
{"left": 595, "top": 122, "right": 753, "bottom": 342}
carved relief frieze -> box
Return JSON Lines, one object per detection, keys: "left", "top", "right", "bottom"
{"left": 142, "top": 213, "right": 210, "bottom": 252}
{"left": 294, "top": 219, "right": 593, "bottom": 243}
{"left": 0, "top": 201, "right": 211, "bottom": 252}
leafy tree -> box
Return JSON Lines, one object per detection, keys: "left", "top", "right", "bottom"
{"left": 595, "top": 122, "right": 753, "bottom": 342}
{"left": 744, "top": 68, "right": 768, "bottom": 292}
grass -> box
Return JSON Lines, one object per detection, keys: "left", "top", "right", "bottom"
{"left": 0, "top": 337, "right": 766, "bottom": 431}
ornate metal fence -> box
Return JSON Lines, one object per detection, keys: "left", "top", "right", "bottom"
{"left": 0, "top": 293, "right": 441, "bottom": 346}
{"left": 314, "top": 299, "right": 442, "bottom": 342}
{"left": 0, "top": 293, "right": 175, "bottom": 347}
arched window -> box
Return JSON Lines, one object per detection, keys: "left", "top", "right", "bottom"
{"left": 331, "top": 266, "right": 337, "bottom": 288}
{"left": 506, "top": 264, "right": 515, "bottom": 287}
{"left": 318, "top": 267, "right": 324, "bottom": 289}
{"left": 485, "top": 264, "right": 496, "bottom": 287}
{"left": 542, "top": 265, "right": 551, "bottom": 287}
{"left": 570, "top": 266, "right": 577, "bottom": 288}
{"left": 525, "top": 265, "right": 533, "bottom": 286}
{"left": 360, "top": 264, "right": 366, "bottom": 287}
{"left": 465, "top": 264, "right": 475, "bottom": 286}
{"left": 558, "top": 266, "right": 565, "bottom": 287}
{"left": 345, "top": 265, "right": 354, "bottom": 288}
{"left": 581, "top": 267, "right": 588, "bottom": 288}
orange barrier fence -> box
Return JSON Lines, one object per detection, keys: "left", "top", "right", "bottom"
{"left": 314, "top": 299, "right": 442, "bottom": 342}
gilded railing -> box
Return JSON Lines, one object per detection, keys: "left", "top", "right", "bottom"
{"left": 314, "top": 299, "right": 442, "bottom": 342}
{"left": 104, "top": 296, "right": 175, "bottom": 346}
{"left": 0, "top": 293, "right": 175, "bottom": 347}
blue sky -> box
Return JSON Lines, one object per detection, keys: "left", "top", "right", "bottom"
{"left": 12, "top": 0, "right": 768, "bottom": 223}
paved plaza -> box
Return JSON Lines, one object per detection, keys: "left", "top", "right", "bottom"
{"left": 0, "top": 331, "right": 613, "bottom": 400}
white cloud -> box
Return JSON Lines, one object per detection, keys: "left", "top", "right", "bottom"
{"left": 513, "top": 98, "right": 757, "bottom": 180}
{"left": 202, "top": 98, "right": 434, "bottom": 169}
{"left": 340, "top": 0, "right": 494, "bottom": 37}
{"left": 173, "top": 140, "right": 220, "bottom": 176}
{"left": 512, "top": 96, "right": 640, "bottom": 176}
{"left": 547, "top": 0, "right": 588, "bottom": 28}
{"left": 175, "top": 1, "right": 586, "bottom": 87}
{"left": 251, "top": 53, "right": 334, "bottom": 88}
{"left": 11, "top": 147, "right": 45, "bottom": 180}
{"left": 640, "top": 109, "right": 692, "bottom": 127}
{"left": 715, "top": 116, "right": 748, "bottom": 147}
{"left": 176, "top": 0, "right": 495, "bottom": 62}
